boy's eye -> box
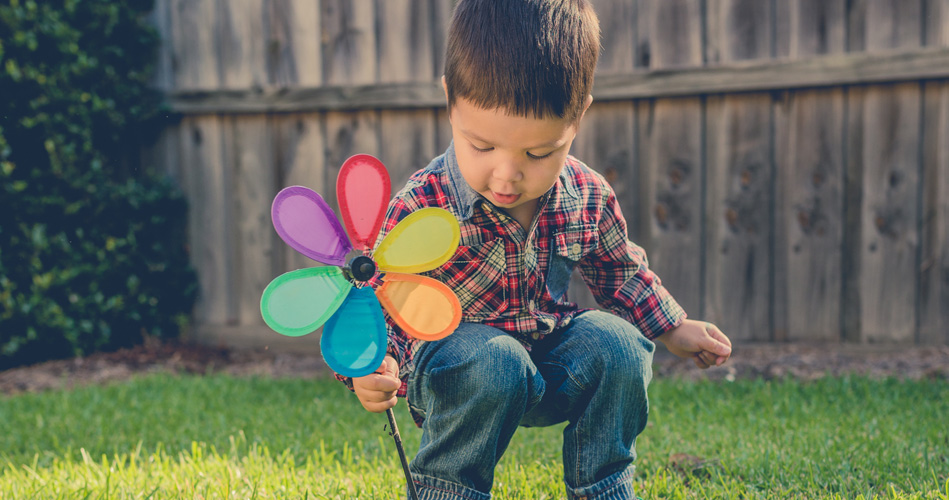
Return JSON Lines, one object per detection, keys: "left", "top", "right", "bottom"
{"left": 471, "top": 144, "right": 494, "bottom": 153}
{"left": 527, "top": 151, "right": 554, "bottom": 160}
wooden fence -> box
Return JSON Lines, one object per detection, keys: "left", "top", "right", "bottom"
{"left": 142, "top": 0, "right": 949, "bottom": 348}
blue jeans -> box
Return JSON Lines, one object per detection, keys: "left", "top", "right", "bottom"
{"left": 406, "top": 310, "right": 655, "bottom": 500}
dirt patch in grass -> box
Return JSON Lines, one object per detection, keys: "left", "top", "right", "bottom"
{"left": 1, "top": 339, "right": 947, "bottom": 396}
{"left": 653, "top": 342, "right": 949, "bottom": 382}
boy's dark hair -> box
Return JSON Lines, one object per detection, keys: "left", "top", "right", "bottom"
{"left": 444, "top": 0, "right": 600, "bottom": 121}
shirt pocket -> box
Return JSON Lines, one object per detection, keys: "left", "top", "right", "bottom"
{"left": 547, "top": 225, "right": 599, "bottom": 302}
{"left": 424, "top": 238, "right": 508, "bottom": 321}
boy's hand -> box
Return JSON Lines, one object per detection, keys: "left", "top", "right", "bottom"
{"left": 352, "top": 355, "right": 401, "bottom": 413}
{"left": 658, "top": 319, "right": 732, "bottom": 369}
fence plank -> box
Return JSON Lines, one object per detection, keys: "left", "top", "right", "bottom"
{"left": 776, "top": 0, "right": 846, "bottom": 58}
{"left": 706, "top": 0, "right": 772, "bottom": 63}
{"left": 704, "top": 0, "right": 774, "bottom": 341}
{"left": 773, "top": 0, "right": 847, "bottom": 342}
{"left": 774, "top": 89, "right": 845, "bottom": 342}
{"left": 169, "top": 0, "right": 220, "bottom": 89}
{"left": 920, "top": 4, "right": 949, "bottom": 344}
{"left": 178, "top": 116, "right": 233, "bottom": 324}
{"left": 215, "top": 0, "right": 276, "bottom": 325}
{"left": 268, "top": 0, "right": 323, "bottom": 87}
{"left": 218, "top": 0, "right": 268, "bottom": 89}
{"left": 635, "top": 0, "right": 703, "bottom": 68}
{"left": 921, "top": 82, "right": 949, "bottom": 345}
{"left": 705, "top": 94, "right": 773, "bottom": 341}
{"left": 926, "top": 0, "right": 949, "bottom": 47}
{"left": 321, "top": 0, "right": 377, "bottom": 86}
{"left": 227, "top": 116, "right": 277, "bottom": 325}
{"left": 843, "top": 1, "right": 923, "bottom": 343}
{"left": 377, "top": 0, "right": 435, "bottom": 83}
{"left": 632, "top": 0, "right": 705, "bottom": 319}
{"left": 849, "top": 0, "right": 924, "bottom": 53}
{"left": 845, "top": 84, "right": 921, "bottom": 343}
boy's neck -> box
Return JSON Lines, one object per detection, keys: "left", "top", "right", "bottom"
{"left": 505, "top": 198, "right": 540, "bottom": 231}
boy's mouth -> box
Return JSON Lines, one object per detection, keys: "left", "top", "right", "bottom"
{"left": 491, "top": 192, "right": 521, "bottom": 205}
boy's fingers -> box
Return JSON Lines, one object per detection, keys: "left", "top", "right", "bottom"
{"left": 361, "top": 390, "right": 397, "bottom": 405}
{"left": 376, "top": 356, "right": 399, "bottom": 377}
{"left": 692, "top": 353, "right": 710, "bottom": 369}
{"left": 702, "top": 323, "right": 732, "bottom": 356}
{"left": 360, "top": 373, "right": 401, "bottom": 393}
{"left": 362, "top": 396, "right": 398, "bottom": 413}
{"left": 695, "top": 351, "right": 716, "bottom": 369}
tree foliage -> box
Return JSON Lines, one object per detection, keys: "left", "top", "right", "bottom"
{"left": 0, "top": 0, "right": 197, "bottom": 369}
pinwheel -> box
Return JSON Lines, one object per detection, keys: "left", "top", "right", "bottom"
{"left": 259, "top": 154, "right": 462, "bottom": 499}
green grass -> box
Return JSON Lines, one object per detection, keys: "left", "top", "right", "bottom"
{"left": 0, "top": 374, "right": 947, "bottom": 499}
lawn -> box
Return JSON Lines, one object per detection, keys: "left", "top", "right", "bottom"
{"left": 0, "top": 373, "right": 947, "bottom": 499}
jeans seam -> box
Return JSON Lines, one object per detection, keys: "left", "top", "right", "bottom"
{"left": 574, "top": 410, "right": 583, "bottom": 490}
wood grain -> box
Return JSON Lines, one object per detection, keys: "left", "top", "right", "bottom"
{"left": 704, "top": 0, "right": 774, "bottom": 341}
{"left": 843, "top": 0, "right": 923, "bottom": 343}
{"left": 773, "top": 0, "right": 847, "bottom": 342}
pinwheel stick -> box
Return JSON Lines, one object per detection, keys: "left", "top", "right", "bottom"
{"left": 386, "top": 408, "right": 420, "bottom": 500}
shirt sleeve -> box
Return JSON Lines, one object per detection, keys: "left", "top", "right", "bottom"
{"left": 577, "top": 187, "right": 687, "bottom": 340}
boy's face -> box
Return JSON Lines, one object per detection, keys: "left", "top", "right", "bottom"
{"left": 447, "top": 94, "right": 591, "bottom": 226}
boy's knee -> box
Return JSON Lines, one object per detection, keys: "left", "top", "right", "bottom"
{"left": 426, "top": 328, "right": 537, "bottom": 401}
{"left": 574, "top": 313, "right": 654, "bottom": 386}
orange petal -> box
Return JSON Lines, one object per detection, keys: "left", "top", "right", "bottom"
{"left": 376, "top": 273, "right": 461, "bottom": 341}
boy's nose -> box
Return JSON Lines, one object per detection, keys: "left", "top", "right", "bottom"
{"left": 493, "top": 158, "right": 524, "bottom": 183}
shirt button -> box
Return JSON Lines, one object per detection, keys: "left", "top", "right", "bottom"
{"left": 570, "top": 243, "right": 582, "bottom": 257}
{"left": 529, "top": 299, "right": 536, "bottom": 310}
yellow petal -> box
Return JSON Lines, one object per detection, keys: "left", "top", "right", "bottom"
{"left": 374, "top": 208, "right": 460, "bottom": 274}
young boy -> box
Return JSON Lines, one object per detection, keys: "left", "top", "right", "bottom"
{"left": 349, "top": 1, "right": 732, "bottom": 498}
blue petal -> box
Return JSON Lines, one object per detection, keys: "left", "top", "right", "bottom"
{"left": 321, "top": 287, "right": 388, "bottom": 378}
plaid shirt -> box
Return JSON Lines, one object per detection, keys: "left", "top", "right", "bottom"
{"left": 354, "top": 143, "right": 686, "bottom": 400}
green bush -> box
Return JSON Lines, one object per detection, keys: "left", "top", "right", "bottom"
{"left": 0, "top": 0, "right": 197, "bottom": 369}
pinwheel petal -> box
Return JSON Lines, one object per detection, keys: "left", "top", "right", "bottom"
{"left": 272, "top": 186, "right": 353, "bottom": 266}
{"left": 374, "top": 208, "right": 460, "bottom": 274}
{"left": 337, "top": 154, "right": 391, "bottom": 252}
{"left": 260, "top": 267, "right": 351, "bottom": 337}
{"left": 376, "top": 273, "right": 461, "bottom": 341}
{"left": 322, "top": 287, "right": 388, "bottom": 378}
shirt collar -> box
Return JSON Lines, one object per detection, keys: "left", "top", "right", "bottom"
{"left": 443, "top": 142, "right": 580, "bottom": 221}
{"left": 444, "top": 142, "right": 483, "bottom": 221}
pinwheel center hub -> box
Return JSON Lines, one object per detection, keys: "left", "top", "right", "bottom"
{"left": 349, "top": 255, "right": 377, "bottom": 282}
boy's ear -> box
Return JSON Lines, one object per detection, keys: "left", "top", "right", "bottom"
{"left": 441, "top": 75, "right": 452, "bottom": 122}
{"left": 578, "top": 94, "right": 594, "bottom": 123}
